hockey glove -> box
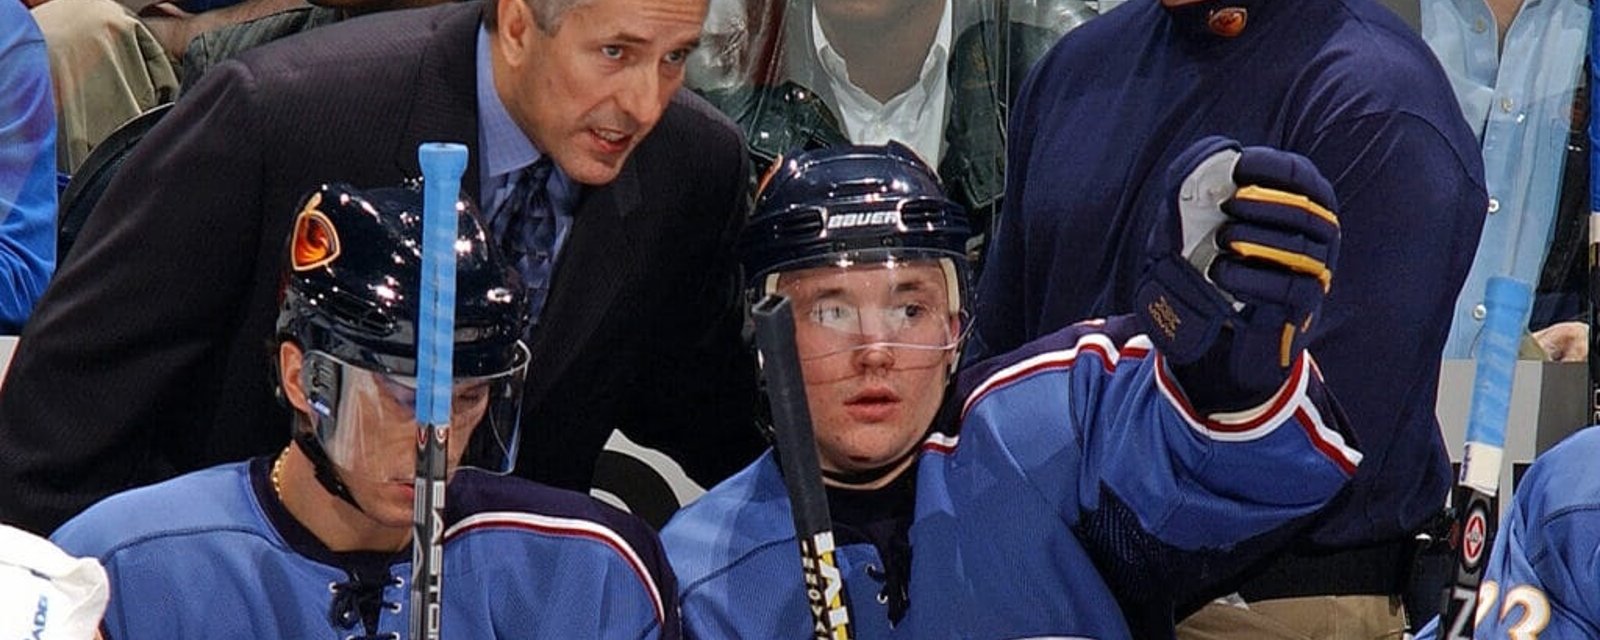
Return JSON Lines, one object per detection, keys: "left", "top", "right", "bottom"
{"left": 1134, "top": 135, "right": 1340, "bottom": 410}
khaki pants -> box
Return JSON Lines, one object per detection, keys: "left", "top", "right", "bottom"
{"left": 1176, "top": 596, "right": 1407, "bottom": 640}
{"left": 32, "top": 0, "right": 178, "bottom": 174}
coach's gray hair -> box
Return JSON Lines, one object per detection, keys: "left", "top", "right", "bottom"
{"left": 485, "top": 0, "right": 594, "bottom": 34}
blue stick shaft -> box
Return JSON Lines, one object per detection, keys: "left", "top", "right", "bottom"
{"left": 418, "top": 144, "right": 467, "bottom": 426}
{"left": 413, "top": 142, "right": 468, "bottom": 640}
{"left": 1442, "top": 276, "right": 1532, "bottom": 639}
{"left": 1464, "top": 276, "right": 1532, "bottom": 459}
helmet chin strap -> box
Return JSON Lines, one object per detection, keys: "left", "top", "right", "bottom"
{"left": 291, "top": 430, "right": 368, "bottom": 515}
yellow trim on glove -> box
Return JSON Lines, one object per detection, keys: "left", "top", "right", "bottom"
{"left": 1235, "top": 185, "right": 1339, "bottom": 227}
{"left": 1280, "top": 323, "right": 1295, "bottom": 368}
{"left": 1227, "top": 241, "right": 1333, "bottom": 292}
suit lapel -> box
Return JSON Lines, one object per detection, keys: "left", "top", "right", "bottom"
{"left": 391, "top": 3, "right": 483, "bottom": 197}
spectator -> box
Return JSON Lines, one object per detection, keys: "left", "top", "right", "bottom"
{"left": 1422, "top": 0, "right": 1590, "bottom": 360}
{"left": 29, "top": 0, "right": 178, "bottom": 175}
{"left": 687, "top": 0, "right": 1096, "bottom": 268}
{"left": 180, "top": 0, "right": 461, "bottom": 91}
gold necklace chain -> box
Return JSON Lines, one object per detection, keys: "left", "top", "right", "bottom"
{"left": 271, "top": 446, "right": 289, "bottom": 500}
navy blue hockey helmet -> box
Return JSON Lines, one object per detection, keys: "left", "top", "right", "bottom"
{"left": 276, "top": 184, "right": 528, "bottom": 379}
{"left": 740, "top": 142, "right": 973, "bottom": 296}
{"left": 740, "top": 143, "right": 974, "bottom": 376}
{"left": 275, "top": 184, "right": 530, "bottom": 503}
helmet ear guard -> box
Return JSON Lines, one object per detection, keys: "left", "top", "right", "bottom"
{"left": 302, "top": 350, "right": 342, "bottom": 423}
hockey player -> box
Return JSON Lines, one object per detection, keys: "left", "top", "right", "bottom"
{"left": 51, "top": 183, "right": 679, "bottom": 639}
{"left": 1411, "top": 426, "right": 1600, "bottom": 639}
{"left": 1458, "top": 426, "right": 1600, "bottom": 637}
{"left": 661, "top": 142, "right": 1363, "bottom": 638}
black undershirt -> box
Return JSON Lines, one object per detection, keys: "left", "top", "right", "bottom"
{"left": 825, "top": 463, "right": 917, "bottom": 625}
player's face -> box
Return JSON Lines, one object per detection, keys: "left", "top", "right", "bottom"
{"left": 332, "top": 371, "right": 492, "bottom": 529}
{"left": 493, "top": 0, "right": 705, "bottom": 185}
{"left": 778, "top": 262, "right": 958, "bottom": 475}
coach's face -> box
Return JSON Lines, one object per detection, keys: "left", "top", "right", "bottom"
{"left": 493, "top": 0, "right": 706, "bottom": 185}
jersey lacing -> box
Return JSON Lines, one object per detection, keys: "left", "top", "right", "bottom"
{"left": 327, "top": 566, "right": 403, "bottom": 640}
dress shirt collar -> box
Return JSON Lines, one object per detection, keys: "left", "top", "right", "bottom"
{"left": 810, "top": 0, "right": 953, "bottom": 107}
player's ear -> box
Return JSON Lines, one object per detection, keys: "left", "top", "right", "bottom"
{"left": 278, "top": 341, "right": 313, "bottom": 415}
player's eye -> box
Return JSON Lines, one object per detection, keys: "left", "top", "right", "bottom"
{"left": 378, "top": 375, "right": 418, "bottom": 406}
{"left": 600, "top": 45, "right": 624, "bottom": 60}
{"left": 808, "top": 304, "right": 858, "bottom": 331}
{"left": 454, "top": 389, "right": 488, "bottom": 405}
{"left": 663, "top": 49, "right": 690, "bottom": 65}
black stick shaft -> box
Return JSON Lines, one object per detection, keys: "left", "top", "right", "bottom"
{"left": 752, "top": 294, "right": 853, "bottom": 640}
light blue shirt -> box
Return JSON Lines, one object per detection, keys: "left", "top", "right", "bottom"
{"left": 474, "top": 27, "right": 578, "bottom": 272}
{"left": 1423, "top": 0, "right": 1589, "bottom": 357}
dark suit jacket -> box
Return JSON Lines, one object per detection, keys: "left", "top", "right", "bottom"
{"left": 0, "top": 2, "right": 764, "bottom": 534}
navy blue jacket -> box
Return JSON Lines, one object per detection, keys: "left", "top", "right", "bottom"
{"left": 974, "top": 0, "right": 1485, "bottom": 547}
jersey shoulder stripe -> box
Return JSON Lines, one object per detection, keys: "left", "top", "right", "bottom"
{"left": 959, "top": 330, "right": 1152, "bottom": 421}
{"left": 445, "top": 511, "right": 664, "bottom": 623}
{"left": 445, "top": 470, "right": 675, "bottom": 626}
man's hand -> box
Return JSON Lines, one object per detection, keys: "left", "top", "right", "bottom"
{"left": 1534, "top": 321, "right": 1588, "bottom": 362}
{"left": 1135, "top": 136, "right": 1340, "bottom": 409}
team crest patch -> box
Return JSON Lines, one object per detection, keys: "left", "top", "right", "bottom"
{"left": 1207, "top": 7, "right": 1247, "bottom": 37}
{"left": 291, "top": 193, "right": 341, "bottom": 271}
{"left": 1461, "top": 505, "right": 1488, "bottom": 569}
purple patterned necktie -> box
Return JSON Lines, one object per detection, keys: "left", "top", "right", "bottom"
{"left": 489, "top": 158, "right": 557, "bottom": 334}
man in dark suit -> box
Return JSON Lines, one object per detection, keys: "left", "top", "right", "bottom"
{"left": 0, "top": 0, "right": 766, "bottom": 535}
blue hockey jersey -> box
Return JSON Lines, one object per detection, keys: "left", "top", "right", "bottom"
{"left": 52, "top": 458, "right": 678, "bottom": 639}
{"left": 664, "top": 317, "right": 1360, "bottom": 638}
{"left": 1469, "top": 427, "right": 1600, "bottom": 638}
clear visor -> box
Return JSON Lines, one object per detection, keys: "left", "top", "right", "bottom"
{"left": 299, "top": 344, "right": 529, "bottom": 482}
{"left": 764, "top": 254, "right": 964, "bottom": 384}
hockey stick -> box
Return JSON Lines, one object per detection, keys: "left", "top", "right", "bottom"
{"left": 751, "top": 294, "right": 853, "bottom": 640}
{"left": 412, "top": 142, "right": 468, "bottom": 640}
{"left": 1439, "top": 276, "right": 1533, "bottom": 639}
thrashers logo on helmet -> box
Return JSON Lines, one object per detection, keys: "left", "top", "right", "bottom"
{"left": 290, "top": 192, "right": 341, "bottom": 272}
{"left": 756, "top": 153, "right": 786, "bottom": 200}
